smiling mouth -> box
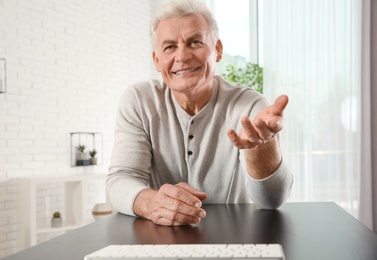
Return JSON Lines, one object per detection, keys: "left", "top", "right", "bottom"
{"left": 172, "top": 67, "right": 200, "bottom": 75}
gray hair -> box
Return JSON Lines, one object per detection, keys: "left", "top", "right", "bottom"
{"left": 150, "top": 0, "right": 219, "bottom": 50}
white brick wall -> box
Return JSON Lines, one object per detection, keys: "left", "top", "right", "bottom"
{"left": 0, "top": 179, "right": 18, "bottom": 257}
{"left": 0, "top": 0, "right": 159, "bottom": 257}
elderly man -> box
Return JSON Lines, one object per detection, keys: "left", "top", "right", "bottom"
{"left": 107, "top": 0, "right": 293, "bottom": 226}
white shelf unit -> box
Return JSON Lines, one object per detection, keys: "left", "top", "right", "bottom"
{"left": 17, "top": 173, "right": 107, "bottom": 250}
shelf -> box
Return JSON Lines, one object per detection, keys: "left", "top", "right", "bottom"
{"left": 17, "top": 173, "right": 107, "bottom": 249}
{"left": 36, "top": 224, "right": 82, "bottom": 234}
{"left": 70, "top": 132, "right": 103, "bottom": 167}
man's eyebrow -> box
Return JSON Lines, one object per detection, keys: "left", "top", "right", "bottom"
{"left": 160, "top": 39, "right": 177, "bottom": 47}
{"left": 185, "top": 33, "right": 205, "bottom": 42}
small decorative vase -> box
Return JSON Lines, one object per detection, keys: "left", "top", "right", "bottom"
{"left": 76, "top": 152, "right": 86, "bottom": 160}
{"left": 51, "top": 217, "right": 62, "bottom": 228}
{"left": 92, "top": 203, "right": 113, "bottom": 221}
{"left": 90, "top": 157, "right": 97, "bottom": 165}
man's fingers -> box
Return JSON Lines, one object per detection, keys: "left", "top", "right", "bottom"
{"left": 160, "top": 184, "right": 206, "bottom": 216}
{"left": 227, "top": 95, "right": 288, "bottom": 151}
{"left": 269, "top": 94, "right": 289, "bottom": 116}
{"left": 175, "top": 182, "right": 208, "bottom": 202}
{"left": 227, "top": 129, "right": 249, "bottom": 149}
{"left": 227, "top": 127, "right": 263, "bottom": 150}
{"left": 158, "top": 196, "right": 205, "bottom": 221}
{"left": 148, "top": 184, "right": 207, "bottom": 226}
{"left": 154, "top": 209, "right": 202, "bottom": 226}
{"left": 255, "top": 95, "right": 288, "bottom": 134}
{"left": 161, "top": 183, "right": 205, "bottom": 208}
{"left": 266, "top": 117, "right": 283, "bottom": 132}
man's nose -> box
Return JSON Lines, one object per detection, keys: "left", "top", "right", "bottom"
{"left": 175, "top": 46, "right": 192, "bottom": 63}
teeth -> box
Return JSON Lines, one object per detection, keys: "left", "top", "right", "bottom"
{"left": 174, "top": 67, "right": 198, "bottom": 75}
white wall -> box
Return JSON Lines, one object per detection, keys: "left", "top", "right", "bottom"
{"left": 0, "top": 0, "right": 157, "bottom": 257}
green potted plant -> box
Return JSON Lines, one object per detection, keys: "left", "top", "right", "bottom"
{"left": 51, "top": 211, "right": 62, "bottom": 228}
{"left": 89, "top": 149, "right": 97, "bottom": 165}
{"left": 222, "top": 62, "right": 264, "bottom": 93}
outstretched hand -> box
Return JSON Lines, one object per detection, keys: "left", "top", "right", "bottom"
{"left": 227, "top": 95, "right": 289, "bottom": 149}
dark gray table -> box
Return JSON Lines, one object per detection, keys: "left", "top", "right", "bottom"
{"left": 5, "top": 202, "right": 377, "bottom": 260}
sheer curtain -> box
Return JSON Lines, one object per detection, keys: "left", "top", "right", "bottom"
{"left": 262, "top": 0, "right": 361, "bottom": 219}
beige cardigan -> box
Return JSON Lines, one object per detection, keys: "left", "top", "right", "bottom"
{"left": 107, "top": 75, "right": 293, "bottom": 216}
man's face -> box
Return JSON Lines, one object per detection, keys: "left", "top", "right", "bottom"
{"left": 152, "top": 14, "right": 222, "bottom": 95}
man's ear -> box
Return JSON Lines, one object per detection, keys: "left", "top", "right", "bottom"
{"left": 215, "top": 39, "right": 223, "bottom": 62}
{"left": 152, "top": 51, "right": 161, "bottom": 72}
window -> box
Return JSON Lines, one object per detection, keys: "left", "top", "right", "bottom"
{"left": 210, "top": 0, "right": 361, "bottom": 218}
{"left": 206, "top": 0, "right": 258, "bottom": 74}
{"left": 262, "top": 0, "right": 360, "bottom": 218}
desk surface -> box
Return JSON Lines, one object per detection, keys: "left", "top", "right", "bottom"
{"left": 5, "top": 202, "right": 377, "bottom": 260}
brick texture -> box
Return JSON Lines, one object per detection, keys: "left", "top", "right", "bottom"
{"left": 0, "top": 0, "right": 159, "bottom": 257}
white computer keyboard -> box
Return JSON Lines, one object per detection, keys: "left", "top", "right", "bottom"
{"left": 84, "top": 244, "right": 285, "bottom": 260}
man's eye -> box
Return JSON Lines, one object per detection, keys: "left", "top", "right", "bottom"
{"left": 191, "top": 41, "right": 203, "bottom": 46}
{"left": 164, "top": 45, "right": 175, "bottom": 52}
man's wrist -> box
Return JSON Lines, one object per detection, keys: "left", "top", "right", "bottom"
{"left": 244, "top": 137, "right": 281, "bottom": 179}
{"left": 133, "top": 188, "right": 157, "bottom": 219}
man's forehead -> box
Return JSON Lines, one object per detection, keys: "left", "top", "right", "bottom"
{"left": 157, "top": 15, "right": 208, "bottom": 33}
{"left": 156, "top": 15, "right": 210, "bottom": 43}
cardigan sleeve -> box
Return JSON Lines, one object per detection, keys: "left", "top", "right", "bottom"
{"left": 246, "top": 158, "right": 293, "bottom": 209}
{"left": 106, "top": 84, "right": 152, "bottom": 216}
